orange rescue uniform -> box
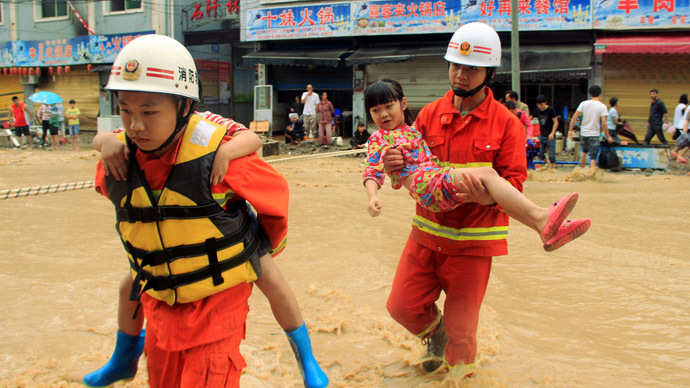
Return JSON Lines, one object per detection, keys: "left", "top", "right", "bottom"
{"left": 95, "top": 132, "right": 289, "bottom": 387}
{"left": 387, "top": 88, "right": 527, "bottom": 367}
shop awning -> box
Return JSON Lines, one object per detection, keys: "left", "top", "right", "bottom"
{"left": 495, "top": 44, "right": 592, "bottom": 81}
{"left": 344, "top": 44, "right": 591, "bottom": 75}
{"left": 595, "top": 34, "right": 690, "bottom": 54}
{"left": 498, "top": 45, "right": 592, "bottom": 74}
{"left": 242, "top": 48, "right": 352, "bottom": 67}
{"left": 345, "top": 45, "right": 446, "bottom": 65}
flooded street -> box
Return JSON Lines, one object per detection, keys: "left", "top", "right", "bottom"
{"left": 1, "top": 149, "right": 688, "bottom": 387}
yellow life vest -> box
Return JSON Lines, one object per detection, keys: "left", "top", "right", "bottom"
{"left": 106, "top": 115, "right": 260, "bottom": 306}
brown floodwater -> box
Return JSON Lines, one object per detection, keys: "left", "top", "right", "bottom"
{"left": 1, "top": 149, "right": 688, "bottom": 388}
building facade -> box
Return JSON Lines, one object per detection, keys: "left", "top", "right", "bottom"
{"left": 241, "top": 0, "right": 690, "bottom": 140}
{"left": 0, "top": 0, "right": 253, "bottom": 130}
{"left": 2, "top": 0, "right": 689, "bottom": 138}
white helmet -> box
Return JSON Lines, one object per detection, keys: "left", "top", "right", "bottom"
{"left": 445, "top": 22, "right": 501, "bottom": 68}
{"left": 106, "top": 34, "right": 200, "bottom": 101}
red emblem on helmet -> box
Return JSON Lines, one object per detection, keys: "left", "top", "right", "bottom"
{"left": 459, "top": 41, "right": 472, "bottom": 55}
{"left": 122, "top": 59, "right": 141, "bottom": 81}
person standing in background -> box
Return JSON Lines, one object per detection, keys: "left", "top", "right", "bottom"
{"left": 56, "top": 102, "right": 66, "bottom": 138}
{"left": 506, "top": 90, "right": 529, "bottom": 117}
{"left": 531, "top": 95, "right": 559, "bottom": 169}
{"left": 8, "top": 96, "right": 34, "bottom": 149}
{"left": 36, "top": 103, "right": 52, "bottom": 148}
{"left": 301, "top": 84, "right": 319, "bottom": 142}
{"left": 316, "top": 92, "right": 335, "bottom": 146}
{"left": 606, "top": 98, "right": 622, "bottom": 145}
{"left": 504, "top": 100, "right": 534, "bottom": 137}
{"left": 289, "top": 95, "right": 304, "bottom": 116}
{"left": 643, "top": 88, "right": 669, "bottom": 145}
{"left": 568, "top": 85, "right": 612, "bottom": 170}
{"left": 672, "top": 94, "right": 687, "bottom": 141}
{"left": 65, "top": 99, "right": 81, "bottom": 151}
{"left": 47, "top": 104, "right": 60, "bottom": 151}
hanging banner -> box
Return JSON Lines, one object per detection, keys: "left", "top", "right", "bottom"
{"left": 1, "top": 42, "right": 13, "bottom": 67}
{"left": 465, "top": 0, "right": 592, "bottom": 30}
{"left": 13, "top": 37, "right": 91, "bottom": 67}
{"left": 593, "top": 0, "right": 690, "bottom": 29}
{"left": 89, "top": 31, "right": 155, "bottom": 64}
{"left": 350, "top": 0, "right": 462, "bottom": 35}
{"left": 246, "top": 3, "right": 352, "bottom": 40}
{"left": 245, "top": 0, "right": 593, "bottom": 41}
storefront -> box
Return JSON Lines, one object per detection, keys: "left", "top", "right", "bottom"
{"left": 595, "top": 34, "right": 690, "bottom": 141}
{"left": 0, "top": 31, "right": 154, "bottom": 131}
{"left": 181, "top": 0, "right": 254, "bottom": 126}
{"left": 0, "top": 74, "right": 24, "bottom": 124}
{"left": 32, "top": 66, "right": 100, "bottom": 130}
{"left": 240, "top": 0, "right": 599, "bottom": 136}
{"left": 243, "top": 45, "right": 355, "bottom": 133}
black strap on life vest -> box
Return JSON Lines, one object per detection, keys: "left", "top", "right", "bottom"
{"left": 205, "top": 237, "right": 225, "bottom": 286}
{"left": 115, "top": 202, "right": 225, "bottom": 223}
{"left": 131, "top": 232, "right": 259, "bottom": 297}
{"left": 123, "top": 212, "right": 250, "bottom": 267}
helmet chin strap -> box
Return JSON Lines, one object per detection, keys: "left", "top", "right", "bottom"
{"left": 139, "top": 100, "right": 192, "bottom": 155}
{"left": 451, "top": 68, "right": 496, "bottom": 112}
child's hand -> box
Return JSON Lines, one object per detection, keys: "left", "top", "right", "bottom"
{"left": 455, "top": 172, "right": 493, "bottom": 206}
{"left": 211, "top": 152, "right": 230, "bottom": 186}
{"left": 368, "top": 197, "right": 383, "bottom": 217}
{"left": 382, "top": 148, "right": 404, "bottom": 173}
{"left": 101, "top": 137, "right": 129, "bottom": 181}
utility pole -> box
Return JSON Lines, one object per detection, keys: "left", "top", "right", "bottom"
{"left": 510, "top": 0, "right": 520, "bottom": 97}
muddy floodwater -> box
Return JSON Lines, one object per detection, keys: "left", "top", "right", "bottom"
{"left": 1, "top": 149, "right": 689, "bottom": 388}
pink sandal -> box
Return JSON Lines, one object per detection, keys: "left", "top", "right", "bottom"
{"left": 541, "top": 192, "right": 579, "bottom": 242}
{"left": 678, "top": 157, "right": 687, "bottom": 164}
{"left": 543, "top": 219, "right": 591, "bottom": 252}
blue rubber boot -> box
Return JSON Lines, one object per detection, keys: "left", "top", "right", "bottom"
{"left": 83, "top": 330, "right": 145, "bottom": 387}
{"left": 286, "top": 323, "right": 329, "bottom": 388}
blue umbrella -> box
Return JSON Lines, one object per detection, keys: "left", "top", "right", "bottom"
{"left": 28, "top": 91, "right": 63, "bottom": 104}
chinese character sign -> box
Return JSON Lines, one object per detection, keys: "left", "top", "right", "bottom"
{"left": 13, "top": 37, "right": 91, "bottom": 67}
{"left": 89, "top": 31, "right": 155, "bottom": 64}
{"left": 463, "top": 0, "right": 592, "bottom": 30}
{"left": 594, "top": 0, "right": 690, "bottom": 29}
{"left": 246, "top": 3, "right": 352, "bottom": 40}
{"left": 350, "top": 0, "right": 462, "bottom": 35}
{"left": 245, "top": 0, "right": 596, "bottom": 40}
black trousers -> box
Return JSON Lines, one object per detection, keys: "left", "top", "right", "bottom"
{"left": 41, "top": 120, "right": 50, "bottom": 146}
{"left": 643, "top": 124, "right": 668, "bottom": 145}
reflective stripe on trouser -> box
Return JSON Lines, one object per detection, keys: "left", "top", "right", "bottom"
{"left": 145, "top": 326, "right": 247, "bottom": 388}
{"left": 386, "top": 237, "right": 492, "bottom": 366}
{"left": 412, "top": 215, "right": 509, "bottom": 241}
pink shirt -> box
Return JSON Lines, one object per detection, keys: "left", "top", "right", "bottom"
{"left": 516, "top": 109, "right": 534, "bottom": 137}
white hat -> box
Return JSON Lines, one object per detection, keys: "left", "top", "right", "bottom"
{"left": 445, "top": 22, "right": 502, "bottom": 68}
{"left": 106, "top": 34, "right": 200, "bottom": 101}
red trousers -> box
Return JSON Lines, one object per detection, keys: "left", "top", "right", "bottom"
{"left": 386, "top": 237, "right": 492, "bottom": 366}
{"left": 145, "top": 326, "right": 247, "bottom": 388}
